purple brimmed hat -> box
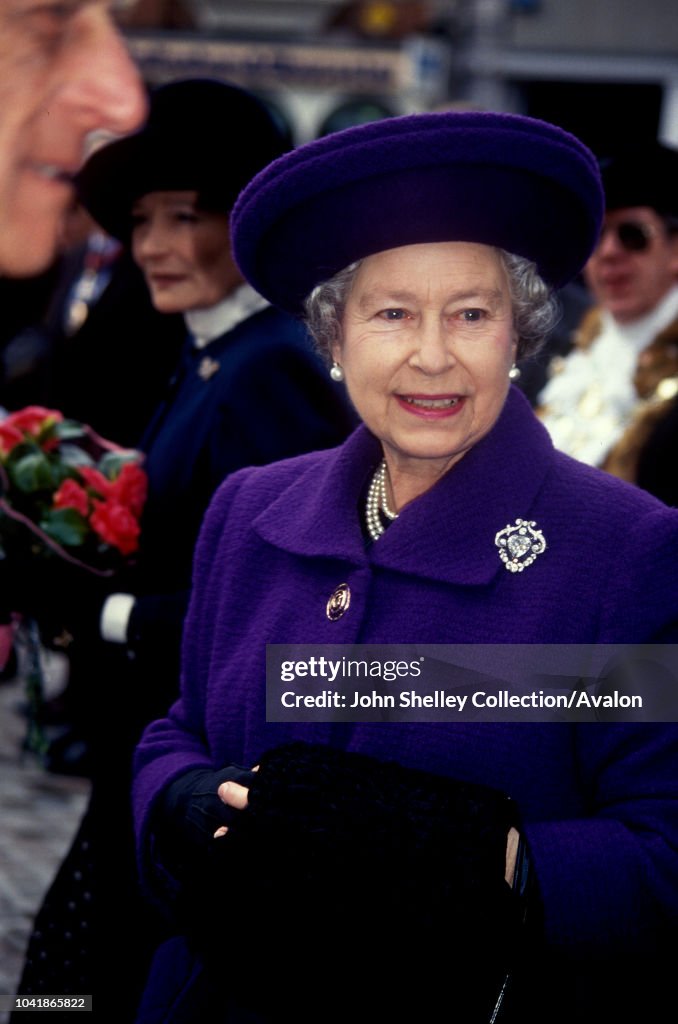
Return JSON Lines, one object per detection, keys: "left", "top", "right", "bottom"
{"left": 230, "top": 110, "right": 604, "bottom": 314}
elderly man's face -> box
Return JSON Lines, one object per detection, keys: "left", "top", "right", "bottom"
{"left": 584, "top": 206, "right": 678, "bottom": 324}
{"left": 0, "top": 1, "right": 146, "bottom": 277}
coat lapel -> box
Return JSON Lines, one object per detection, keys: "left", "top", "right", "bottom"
{"left": 254, "top": 387, "right": 555, "bottom": 585}
{"left": 253, "top": 426, "right": 379, "bottom": 564}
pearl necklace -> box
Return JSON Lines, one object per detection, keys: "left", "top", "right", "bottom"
{"left": 365, "top": 460, "right": 399, "bottom": 541}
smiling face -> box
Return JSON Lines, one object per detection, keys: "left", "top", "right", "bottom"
{"left": 131, "top": 191, "right": 242, "bottom": 313}
{"left": 333, "top": 242, "right": 517, "bottom": 505}
{"left": 0, "top": 1, "right": 146, "bottom": 276}
{"left": 584, "top": 206, "right": 678, "bottom": 323}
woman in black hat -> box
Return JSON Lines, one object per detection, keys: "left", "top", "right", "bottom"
{"left": 132, "top": 111, "right": 678, "bottom": 1023}
{"left": 12, "top": 78, "right": 355, "bottom": 1020}
{"left": 71, "top": 77, "right": 355, "bottom": 708}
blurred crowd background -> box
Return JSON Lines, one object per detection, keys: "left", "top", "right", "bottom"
{"left": 3, "top": 0, "right": 677, "bottom": 419}
{"left": 113, "top": 0, "right": 678, "bottom": 148}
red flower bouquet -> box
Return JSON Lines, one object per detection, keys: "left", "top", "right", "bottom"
{"left": 0, "top": 405, "right": 147, "bottom": 757}
{"left": 0, "top": 405, "right": 147, "bottom": 574}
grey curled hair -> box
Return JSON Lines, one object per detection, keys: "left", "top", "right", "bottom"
{"left": 303, "top": 250, "right": 561, "bottom": 363}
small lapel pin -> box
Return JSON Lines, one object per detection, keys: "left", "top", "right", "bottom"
{"left": 197, "top": 356, "right": 220, "bottom": 381}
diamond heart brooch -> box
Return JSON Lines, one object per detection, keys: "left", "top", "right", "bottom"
{"left": 495, "top": 518, "right": 547, "bottom": 573}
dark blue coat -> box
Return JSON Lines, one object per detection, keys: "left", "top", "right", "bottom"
{"left": 124, "top": 303, "right": 356, "bottom": 702}
{"left": 136, "top": 303, "right": 356, "bottom": 595}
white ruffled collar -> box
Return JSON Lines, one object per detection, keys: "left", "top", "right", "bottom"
{"left": 599, "top": 285, "right": 678, "bottom": 355}
{"left": 537, "top": 285, "right": 678, "bottom": 466}
{"left": 185, "top": 283, "right": 269, "bottom": 349}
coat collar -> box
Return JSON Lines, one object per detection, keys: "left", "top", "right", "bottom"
{"left": 253, "top": 387, "right": 555, "bottom": 585}
{"left": 185, "top": 284, "right": 268, "bottom": 348}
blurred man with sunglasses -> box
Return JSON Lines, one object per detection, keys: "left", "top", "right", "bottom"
{"left": 536, "top": 142, "right": 678, "bottom": 498}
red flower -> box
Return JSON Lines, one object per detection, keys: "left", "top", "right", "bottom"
{"left": 0, "top": 406, "right": 63, "bottom": 456}
{"left": 53, "top": 479, "right": 90, "bottom": 518}
{"left": 0, "top": 422, "right": 24, "bottom": 457}
{"left": 1, "top": 405, "right": 146, "bottom": 572}
{"left": 8, "top": 406, "right": 63, "bottom": 434}
{"left": 110, "top": 462, "right": 147, "bottom": 518}
{"left": 90, "top": 499, "right": 141, "bottom": 556}
{"left": 78, "top": 465, "right": 114, "bottom": 499}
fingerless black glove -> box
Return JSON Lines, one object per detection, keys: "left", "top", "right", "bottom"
{"left": 159, "top": 763, "right": 258, "bottom": 855}
{"left": 146, "top": 763, "right": 257, "bottom": 914}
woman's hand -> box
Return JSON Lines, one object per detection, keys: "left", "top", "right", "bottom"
{"left": 213, "top": 769, "right": 257, "bottom": 837}
{"left": 505, "top": 826, "right": 520, "bottom": 884}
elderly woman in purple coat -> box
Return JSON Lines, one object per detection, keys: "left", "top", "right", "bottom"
{"left": 132, "top": 112, "right": 678, "bottom": 1023}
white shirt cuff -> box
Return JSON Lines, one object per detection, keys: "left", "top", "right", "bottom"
{"left": 100, "top": 593, "right": 136, "bottom": 644}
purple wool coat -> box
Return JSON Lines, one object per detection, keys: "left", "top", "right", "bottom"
{"left": 133, "top": 387, "right": 678, "bottom": 1021}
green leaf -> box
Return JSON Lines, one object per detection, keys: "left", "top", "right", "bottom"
{"left": 5, "top": 439, "right": 41, "bottom": 466}
{"left": 98, "top": 450, "right": 140, "bottom": 478}
{"left": 54, "top": 419, "right": 88, "bottom": 442}
{"left": 8, "top": 451, "right": 60, "bottom": 493}
{"left": 59, "top": 443, "right": 95, "bottom": 469}
{"left": 36, "top": 422, "right": 60, "bottom": 448}
{"left": 40, "top": 507, "right": 89, "bottom": 547}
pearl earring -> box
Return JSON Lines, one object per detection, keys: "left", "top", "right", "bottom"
{"left": 508, "top": 364, "right": 521, "bottom": 381}
{"left": 330, "top": 362, "right": 344, "bottom": 382}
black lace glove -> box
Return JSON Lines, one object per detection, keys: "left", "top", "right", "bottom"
{"left": 190, "top": 741, "right": 532, "bottom": 1024}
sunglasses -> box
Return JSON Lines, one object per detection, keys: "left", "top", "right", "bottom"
{"left": 597, "top": 220, "right": 658, "bottom": 253}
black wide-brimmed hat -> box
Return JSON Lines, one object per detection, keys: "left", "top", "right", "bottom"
{"left": 76, "top": 78, "right": 291, "bottom": 241}
{"left": 599, "top": 142, "right": 678, "bottom": 217}
{"left": 230, "top": 110, "right": 604, "bottom": 314}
